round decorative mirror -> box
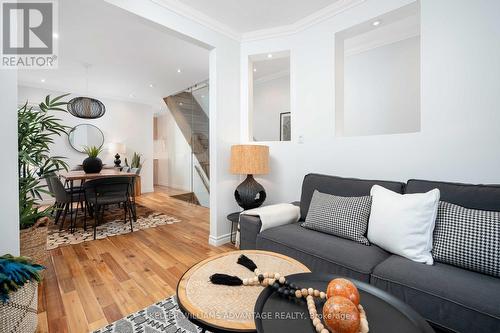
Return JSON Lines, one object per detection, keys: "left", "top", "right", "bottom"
{"left": 68, "top": 124, "right": 104, "bottom": 153}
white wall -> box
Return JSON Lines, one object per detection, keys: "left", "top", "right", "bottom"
{"left": 241, "top": 0, "right": 500, "bottom": 205}
{"left": 344, "top": 36, "right": 420, "bottom": 136}
{"left": 253, "top": 74, "right": 290, "bottom": 141}
{"left": 104, "top": 0, "right": 241, "bottom": 245}
{"left": 0, "top": 71, "right": 20, "bottom": 255}
{"left": 18, "top": 85, "right": 154, "bottom": 194}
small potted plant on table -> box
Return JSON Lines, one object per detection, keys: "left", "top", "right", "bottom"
{"left": 82, "top": 145, "right": 104, "bottom": 173}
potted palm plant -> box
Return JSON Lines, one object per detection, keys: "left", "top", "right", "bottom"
{"left": 0, "top": 255, "right": 44, "bottom": 333}
{"left": 82, "top": 145, "right": 104, "bottom": 173}
{"left": 18, "top": 95, "right": 69, "bottom": 265}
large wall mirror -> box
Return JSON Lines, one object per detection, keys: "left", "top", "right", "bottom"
{"left": 335, "top": 2, "right": 420, "bottom": 137}
{"left": 68, "top": 124, "right": 104, "bottom": 153}
{"left": 249, "top": 51, "right": 291, "bottom": 142}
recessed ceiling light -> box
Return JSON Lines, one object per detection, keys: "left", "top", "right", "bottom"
{"left": 372, "top": 20, "right": 381, "bottom": 26}
{"left": 149, "top": 84, "right": 154, "bottom": 88}
{"left": 177, "top": 69, "right": 182, "bottom": 73}
{"left": 53, "top": 33, "right": 59, "bottom": 39}
{"left": 267, "top": 54, "right": 273, "bottom": 58}
{"left": 40, "top": 78, "right": 46, "bottom": 83}
{"left": 253, "top": 68, "right": 257, "bottom": 72}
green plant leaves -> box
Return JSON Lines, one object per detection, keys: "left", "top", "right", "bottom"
{"left": 18, "top": 94, "right": 70, "bottom": 229}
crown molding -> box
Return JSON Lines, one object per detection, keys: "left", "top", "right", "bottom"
{"left": 254, "top": 69, "right": 290, "bottom": 85}
{"left": 345, "top": 31, "right": 419, "bottom": 57}
{"left": 149, "top": 0, "right": 367, "bottom": 43}
{"left": 241, "top": 0, "right": 367, "bottom": 42}
{"left": 150, "top": 0, "right": 241, "bottom": 41}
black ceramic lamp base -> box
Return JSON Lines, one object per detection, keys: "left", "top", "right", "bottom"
{"left": 234, "top": 174, "right": 266, "bottom": 210}
{"left": 114, "top": 153, "right": 121, "bottom": 167}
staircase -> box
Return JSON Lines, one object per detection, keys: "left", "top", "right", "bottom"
{"left": 164, "top": 91, "right": 209, "bottom": 178}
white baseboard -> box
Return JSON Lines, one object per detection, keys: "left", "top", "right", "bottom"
{"left": 209, "top": 232, "right": 234, "bottom": 247}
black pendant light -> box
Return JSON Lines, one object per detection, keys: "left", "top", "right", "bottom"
{"left": 68, "top": 63, "right": 106, "bottom": 119}
{"left": 67, "top": 96, "right": 105, "bottom": 119}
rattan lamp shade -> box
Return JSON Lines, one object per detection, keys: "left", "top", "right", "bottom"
{"left": 230, "top": 145, "right": 269, "bottom": 175}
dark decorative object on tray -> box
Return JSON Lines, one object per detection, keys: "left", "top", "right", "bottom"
{"left": 109, "top": 143, "right": 126, "bottom": 168}
{"left": 209, "top": 254, "right": 369, "bottom": 333}
{"left": 82, "top": 146, "right": 103, "bottom": 173}
{"left": 230, "top": 145, "right": 269, "bottom": 210}
{"left": 67, "top": 96, "right": 106, "bottom": 119}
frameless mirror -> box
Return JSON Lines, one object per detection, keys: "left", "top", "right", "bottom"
{"left": 68, "top": 124, "right": 104, "bottom": 153}
{"left": 249, "top": 51, "right": 291, "bottom": 142}
{"left": 335, "top": 2, "right": 420, "bottom": 137}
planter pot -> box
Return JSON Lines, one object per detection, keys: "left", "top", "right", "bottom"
{"left": 0, "top": 281, "right": 38, "bottom": 333}
{"left": 20, "top": 217, "right": 48, "bottom": 266}
{"left": 82, "top": 157, "right": 103, "bottom": 173}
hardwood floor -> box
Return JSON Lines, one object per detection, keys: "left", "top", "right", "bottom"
{"left": 37, "top": 191, "right": 235, "bottom": 333}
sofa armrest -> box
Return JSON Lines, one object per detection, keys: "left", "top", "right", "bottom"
{"left": 239, "top": 201, "right": 301, "bottom": 250}
{"left": 239, "top": 214, "right": 262, "bottom": 250}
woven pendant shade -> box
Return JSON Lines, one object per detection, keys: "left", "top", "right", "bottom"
{"left": 67, "top": 97, "right": 106, "bottom": 119}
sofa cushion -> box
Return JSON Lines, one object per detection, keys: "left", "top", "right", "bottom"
{"left": 300, "top": 174, "right": 405, "bottom": 219}
{"left": 256, "top": 223, "right": 389, "bottom": 282}
{"left": 433, "top": 201, "right": 500, "bottom": 277}
{"left": 406, "top": 179, "right": 500, "bottom": 212}
{"left": 302, "top": 190, "right": 372, "bottom": 245}
{"left": 371, "top": 255, "right": 500, "bottom": 333}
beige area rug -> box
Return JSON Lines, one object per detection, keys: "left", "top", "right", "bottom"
{"left": 47, "top": 204, "right": 180, "bottom": 250}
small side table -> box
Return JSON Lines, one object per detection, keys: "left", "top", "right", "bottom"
{"left": 227, "top": 212, "right": 241, "bottom": 244}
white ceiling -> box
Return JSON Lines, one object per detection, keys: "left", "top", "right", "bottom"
{"left": 18, "top": 0, "right": 209, "bottom": 111}
{"left": 177, "top": 0, "right": 340, "bottom": 33}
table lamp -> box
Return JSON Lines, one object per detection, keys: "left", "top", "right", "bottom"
{"left": 230, "top": 144, "right": 269, "bottom": 210}
{"left": 109, "top": 142, "right": 126, "bottom": 167}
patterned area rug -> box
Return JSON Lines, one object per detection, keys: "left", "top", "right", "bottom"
{"left": 94, "top": 296, "right": 209, "bottom": 333}
{"left": 47, "top": 204, "right": 180, "bottom": 249}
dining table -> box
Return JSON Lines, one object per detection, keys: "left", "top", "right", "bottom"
{"left": 58, "top": 169, "right": 139, "bottom": 229}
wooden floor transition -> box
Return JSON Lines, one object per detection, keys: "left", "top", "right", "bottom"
{"left": 36, "top": 190, "right": 235, "bottom": 333}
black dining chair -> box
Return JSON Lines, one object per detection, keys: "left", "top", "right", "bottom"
{"left": 83, "top": 177, "right": 135, "bottom": 240}
{"left": 47, "top": 175, "right": 85, "bottom": 231}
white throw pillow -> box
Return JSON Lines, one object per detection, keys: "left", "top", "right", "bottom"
{"left": 367, "top": 185, "right": 440, "bottom": 265}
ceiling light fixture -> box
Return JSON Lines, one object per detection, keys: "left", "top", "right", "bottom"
{"left": 40, "top": 78, "right": 46, "bottom": 83}
{"left": 149, "top": 84, "right": 154, "bottom": 88}
{"left": 267, "top": 54, "right": 273, "bottom": 58}
{"left": 177, "top": 69, "right": 182, "bottom": 73}
{"left": 372, "top": 20, "right": 381, "bottom": 26}
{"left": 253, "top": 68, "right": 257, "bottom": 72}
{"left": 53, "top": 32, "right": 59, "bottom": 39}
{"left": 67, "top": 63, "right": 106, "bottom": 119}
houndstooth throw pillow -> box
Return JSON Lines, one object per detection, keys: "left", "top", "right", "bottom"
{"left": 302, "top": 190, "right": 372, "bottom": 245}
{"left": 433, "top": 201, "right": 500, "bottom": 277}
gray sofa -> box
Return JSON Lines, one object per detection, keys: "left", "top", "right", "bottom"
{"left": 240, "top": 173, "right": 500, "bottom": 333}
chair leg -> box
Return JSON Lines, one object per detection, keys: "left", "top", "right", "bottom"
{"left": 93, "top": 205, "right": 100, "bottom": 240}
{"left": 54, "top": 203, "right": 63, "bottom": 225}
{"left": 71, "top": 200, "right": 80, "bottom": 233}
{"left": 59, "top": 203, "right": 69, "bottom": 231}
{"left": 83, "top": 202, "right": 88, "bottom": 231}
{"left": 123, "top": 201, "right": 128, "bottom": 224}
{"left": 126, "top": 201, "right": 134, "bottom": 233}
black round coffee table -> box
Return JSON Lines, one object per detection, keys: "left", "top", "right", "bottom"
{"left": 254, "top": 273, "right": 434, "bottom": 333}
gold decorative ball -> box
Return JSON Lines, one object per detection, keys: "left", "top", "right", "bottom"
{"left": 326, "top": 278, "right": 360, "bottom": 306}
{"left": 323, "top": 296, "right": 360, "bottom": 333}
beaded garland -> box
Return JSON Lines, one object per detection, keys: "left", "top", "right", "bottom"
{"left": 209, "top": 255, "right": 369, "bottom": 333}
